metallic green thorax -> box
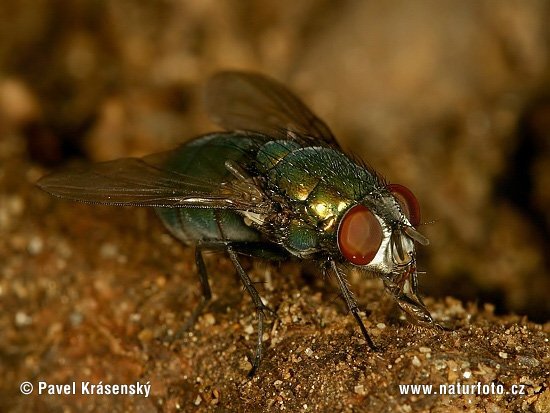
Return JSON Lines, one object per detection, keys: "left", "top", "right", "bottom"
{"left": 257, "top": 140, "right": 381, "bottom": 258}
{"left": 156, "top": 133, "right": 383, "bottom": 260}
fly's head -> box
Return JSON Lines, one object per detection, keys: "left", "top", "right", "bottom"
{"left": 336, "top": 184, "right": 435, "bottom": 326}
{"left": 336, "top": 184, "right": 431, "bottom": 308}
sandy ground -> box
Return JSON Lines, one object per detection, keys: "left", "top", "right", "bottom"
{"left": 1, "top": 1, "right": 550, "bottom": 411}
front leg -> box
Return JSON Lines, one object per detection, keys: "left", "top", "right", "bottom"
{"left": 385, "top": 273, "right": 447, "bottom": 329}
{"left": 330, "top": 260, "right": 379, "bottom": 351}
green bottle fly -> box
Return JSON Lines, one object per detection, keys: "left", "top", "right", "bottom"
{"left": 38, "top": 72, "right": 437, "bottom": 376}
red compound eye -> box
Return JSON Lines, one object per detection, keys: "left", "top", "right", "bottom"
{"left": 387, "top": 184, "right": 421, "bottom": 226}
{"left": 338, "top": 205, "right": 383, "bottom": 265}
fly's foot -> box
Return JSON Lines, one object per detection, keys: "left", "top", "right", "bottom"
{"left": 395, "top": 294, "right": 451, "bottom": 332}
{"left": 257, "top": 303, "right": 277, "bottom": 320}
{"left": 435, "top": 322, "right": 453, "bottom": 332}
{"left": 350, "top": 309, "right": 380, "bottom": 352}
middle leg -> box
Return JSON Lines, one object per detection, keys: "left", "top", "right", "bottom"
{"left": 226, "top": 245, "right": 274, "bottom": 377}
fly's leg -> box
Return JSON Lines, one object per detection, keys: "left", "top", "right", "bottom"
{"left": 174, "top": 241, "right": 212, "bottom": 339}
{"left": 158, "top": 242, "right": 213, "bottom": 343}
{"left": 331, "top": 260, "right": 379, "bottom": 351}
{"left": 227, "top": 246, "right": 274, "bottom": 377}
{"left": 407, "top": 272, "right": 451, "bottom": 331}
{"left": 384, "top": 272, "right": 433, "bottom": 328}
{"left": 385, "top": 272, "right": 450, "bottom": 330}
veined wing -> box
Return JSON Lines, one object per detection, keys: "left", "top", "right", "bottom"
{"left": 37, "top": 149, "right": 266, "bottom": 211}
{"left": 204, "top": 71, "right": 341, "bottom": 150}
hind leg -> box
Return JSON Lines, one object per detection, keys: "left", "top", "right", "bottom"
{"left": 173, "top": 241, "right": 213, "bottom": 339}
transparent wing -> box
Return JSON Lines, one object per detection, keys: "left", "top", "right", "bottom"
{"left": 37, "top": 149, "right": 265, "bottom": 211}
{"left": 204, "top": 71, "right": 341, "bottom": 149}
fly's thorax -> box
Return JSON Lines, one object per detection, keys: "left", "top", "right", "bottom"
{"left": 260, "top": 145, "right": 378, "bottom": 204}
{"left": 285, "top": 218, "right": 320, "bottom": 258}
{"left": 258, "top": 143, "right": 379, "bottom": 235}
{"left": 256, "top": 140, "right": 302, "bottom": 173}
{"left": 305, "top": 185, "right": 351, "bottom": 234}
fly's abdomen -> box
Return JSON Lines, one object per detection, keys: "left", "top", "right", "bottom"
{"left": 156, "top": 207, "right": 261, "bottom": 244}
{"left": 155, "top": 132, "right": 268, "bottom": 244}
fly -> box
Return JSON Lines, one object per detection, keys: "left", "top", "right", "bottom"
{"left": 37, "top": 71, "right": 439, "bottom": 376}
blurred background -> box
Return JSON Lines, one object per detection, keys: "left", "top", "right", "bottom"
{"left": 1, "top": 1, "right": 549, "bottom": 323}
